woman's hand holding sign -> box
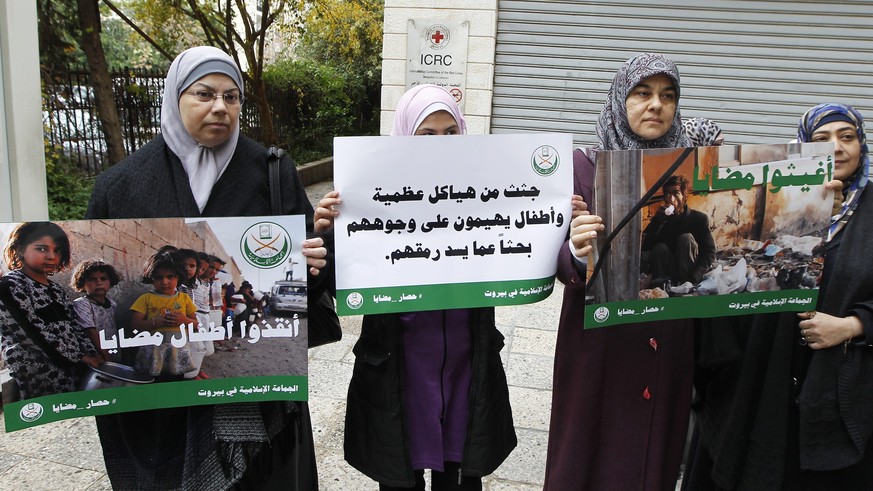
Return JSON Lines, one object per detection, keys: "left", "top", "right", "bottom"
{"left": 569, "top": 195, "right": 604, "bottom": 258}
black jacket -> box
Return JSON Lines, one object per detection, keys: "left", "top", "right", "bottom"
{"left": 85, "top": 133, "right": 327, "bottom": 490}
{"left": 87, "top": 134, "right": 313, "bottom": 221}
{"left": 689, "top": 185, "right": 873, "bottom": 489}
{"left": 344, "top": 308, "right": 517, "bottom": 487}
{"left": 798, "top": 184, "right": 873, "bottom": 471}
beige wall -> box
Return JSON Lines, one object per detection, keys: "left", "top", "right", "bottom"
{"left": 381, "top": 0, "right": 498, "bottom": 135}
{"left": 63, "top": 219, "right": 218, "bottom": 286}
{"left": 187, "top": 220, "right": 243, "bottom": 285}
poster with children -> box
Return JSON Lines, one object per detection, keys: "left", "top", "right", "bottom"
{"left": 0, "top": 216, "right": 308, "bottom": 431}
{"left": 584, "top": 142, "right": 835, "bottom": 328}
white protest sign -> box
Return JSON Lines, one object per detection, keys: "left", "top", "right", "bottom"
{"left": 333, "top": 134, "right": 573, "bottom": 315}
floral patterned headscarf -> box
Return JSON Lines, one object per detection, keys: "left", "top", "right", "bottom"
{"left": 596, "top": 53, "right": 691, "bottom": 151}
{"left": 797, "top": 103, "right": 868, "bottom": 242}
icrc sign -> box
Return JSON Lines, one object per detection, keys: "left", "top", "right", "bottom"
{"left": 406, "top": 19, "right": 469, "bottom": 110}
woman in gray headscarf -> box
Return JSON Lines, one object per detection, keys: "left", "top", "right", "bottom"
{"left": 87, "top": 46, "right": 325, "bottom": 222}
{"left": 87, "top": 46, "right": 331, "bottom": 490}
{"left": 545, "top": 53, "right": 697, "bottom": 491}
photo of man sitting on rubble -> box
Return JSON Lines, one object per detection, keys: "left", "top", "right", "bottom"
{"left": 640, "top": 174, "right": 716, "bottom": 290}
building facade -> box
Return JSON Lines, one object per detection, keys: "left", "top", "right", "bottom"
{"left": 384, "top": 0, "right": 873, "bottom": 148}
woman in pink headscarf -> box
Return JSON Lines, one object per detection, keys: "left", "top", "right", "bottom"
{"left": 315, "top": 85, "right": 516, "bottom": 490}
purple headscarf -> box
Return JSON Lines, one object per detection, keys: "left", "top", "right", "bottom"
{"left": 391, "top": 84, "right": 466, "bottom": 136}
{"left": 596, "top": 53, "right": 691, "bottom": 151}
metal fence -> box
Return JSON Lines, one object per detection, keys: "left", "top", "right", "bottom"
{"left": 43, "top": 67, "right": 267, "bottom": 176}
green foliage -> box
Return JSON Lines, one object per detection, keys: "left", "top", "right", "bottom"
{"left": 37, "top": 0, "right": 176, "bottom": 72}
{"left": 38, "top": 0, "right": 85, "bottom": 73}
{"left": 44, "top": 140, "right": 94, "bottom": 221}
{"left": 124, "top": 0, "right": 209, "bottom": 65}
{"left": 263, "top": 58, "right": 379, "bottom": 163}
{"left": 37, "top": 0, "right": 383, "bottom": 169}
{"left": 298, "top": 0, "right": 383, "bottom": 71}
{"left": 267, "top": 0, "right": 382, "bottom": 161}
{"left": 100, "top": 16, "right": 172, "bottom": 70}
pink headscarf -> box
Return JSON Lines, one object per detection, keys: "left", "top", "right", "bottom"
{"left": 391, "top": 84, "right": 466, "bottom": 136}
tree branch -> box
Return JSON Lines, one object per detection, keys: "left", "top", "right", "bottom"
{"left": 102, "top": 0, "right": 174, "bottom": 61}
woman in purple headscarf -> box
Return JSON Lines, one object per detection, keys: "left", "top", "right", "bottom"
{"left": 544, "top": 53, "right": 696, "bottom": 491}
{"left": 315, "top": 85, "right": 516, "bottom": 490}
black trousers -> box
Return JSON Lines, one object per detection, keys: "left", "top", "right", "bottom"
{"left": 378, "top": 462, "right": 482, "bottom": 491}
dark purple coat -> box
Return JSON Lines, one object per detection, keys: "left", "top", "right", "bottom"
{"left": 344, "top": 308, "right": 516, "bottom": 487}
{"left": 544, "top": 149, "right": 694, "bottom": 491}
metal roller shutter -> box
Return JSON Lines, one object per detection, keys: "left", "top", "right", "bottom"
{"left": 492, "top": 0, "right": 873, "bottom": 147}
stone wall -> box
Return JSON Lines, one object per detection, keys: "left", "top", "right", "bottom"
{"left": 186, "top": 220, "right": 243, "bottom": 285}
{"left": 64, "top": 218, "right": 204, "bottom": 285}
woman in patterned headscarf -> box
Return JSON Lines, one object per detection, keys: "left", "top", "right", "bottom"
{"left": 797, "top": 103, "right": 868, "bottom": 242}
{"left": 545, "top": 53, "right": 697, "bottom": 490}
{"left": 596, "top": 52, "right": 691, "bottom": 151}
{"left": 683, "top": 103, "right": 873, "bottom": 490}
{"left": 792, "top": 103, "right": 873, "bottom": 487}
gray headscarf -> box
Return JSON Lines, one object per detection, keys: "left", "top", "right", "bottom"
{"left": 161, "top": 46, "right": 243, "bottom": 212}
{"left": 596, "top": 53, "right": 691, "bottom": 151}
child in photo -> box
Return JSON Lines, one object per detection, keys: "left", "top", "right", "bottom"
{"left": 206, "top": 255, "right": 226, "bottom": 326}
{"left": 71, "top": 260, "right": 122, "bottom": 362}
{"left": 0, "top": 222, "right": 101, "bottom": 401}
{"left": 176, "top": 248, "right": 212, "bottom": 380}
{"left": 130, "top": 251, "right": 198, "bottom": 381}
{"left": 173, "top": 248, "right": 200, "bottom": 297}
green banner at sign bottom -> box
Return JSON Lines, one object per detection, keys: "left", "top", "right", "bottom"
{"left": 584, "top": 289, "right": 818, "bottom": 328}
{"left": 337, "top": 277, "right": 556, "bottom": 315}
{"left": 4, "top": 375, "right": 307, "bottom": 432}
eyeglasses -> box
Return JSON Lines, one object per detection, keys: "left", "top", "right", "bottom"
{"left": 185, "top": 90, "right": 244, "bottom": 106}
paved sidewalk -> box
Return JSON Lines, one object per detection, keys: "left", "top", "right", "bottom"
{"left": 0, "top": 179, "right": 559, "bottom": 490}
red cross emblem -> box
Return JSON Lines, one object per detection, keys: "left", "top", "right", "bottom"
{"left": 426, "top": 25, "right": 449, "bottom": 49}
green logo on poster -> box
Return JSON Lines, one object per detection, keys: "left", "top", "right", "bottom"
{"left": 346, "top": 292, "right": 364, "bottom": 310}
{"left": 241, "top": 222, "right": 290, "bottom": 269}
{"left": 531, "top": 145, "right": 559, "bottom": 176}
{"left": 20, "top": 402, "right": 44, "bottom": 422}
{"left": 593, "top": 306, "right": 610, "bottom": 323}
